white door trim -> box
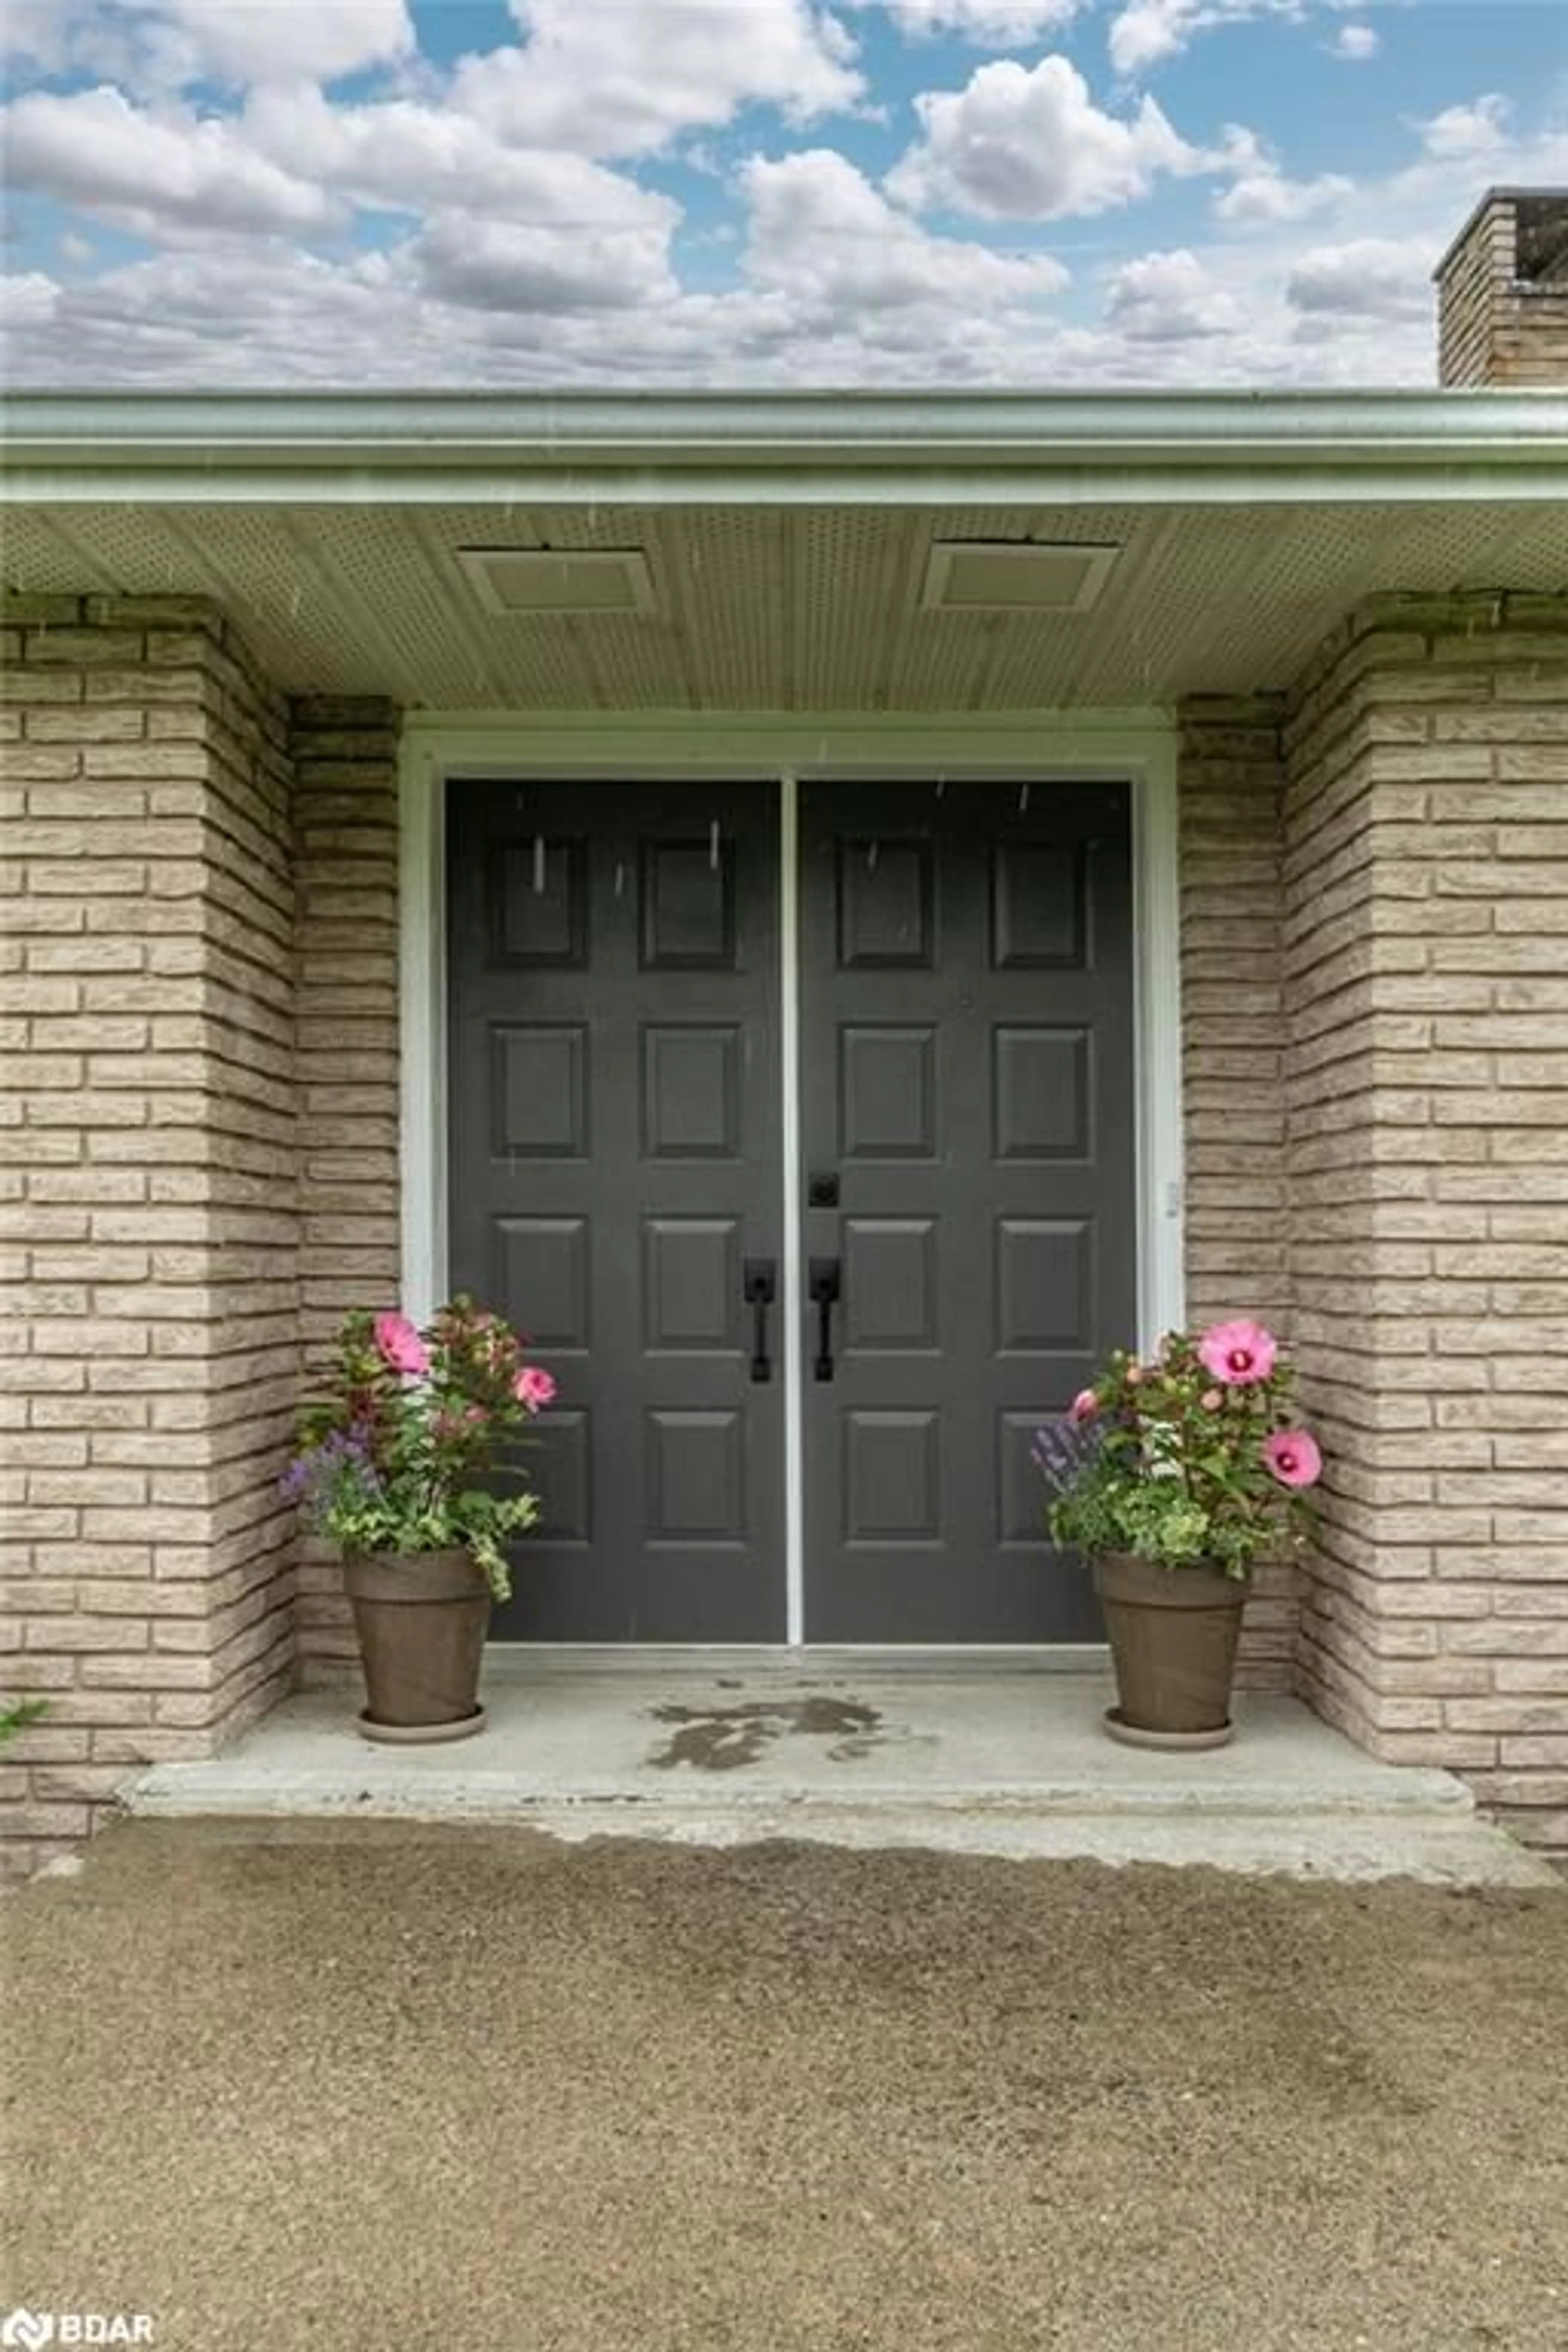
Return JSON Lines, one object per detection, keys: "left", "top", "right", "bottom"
{"left": 778, "top": 773, "right": 805, "bottom": 1644}
{"left": 398, "top": 716, "right": 1187, "bottom": 1631}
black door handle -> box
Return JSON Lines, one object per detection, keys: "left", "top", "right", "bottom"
{"left": 744, "top": 1257, "right": 776, "bottom": 1384}
{"left": 809, "top": 1257, "right": 841, "bottom": 1383}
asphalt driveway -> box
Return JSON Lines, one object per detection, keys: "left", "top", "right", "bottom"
{"left": 3, "top": 1817, "right": 1566, "bottom": 2352}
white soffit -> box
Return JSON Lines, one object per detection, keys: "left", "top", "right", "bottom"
{"left": 922, "top": 541, "right": 1120, "bottom": 615}
{"left": 5, "top": 499, "right": 1565, "bottom": 710}
{"left": 457, "top": 546, "right": 656, "bottom": 617}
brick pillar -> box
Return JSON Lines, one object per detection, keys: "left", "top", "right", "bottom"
{"left": 1176, "top": 696, "right": 1296, "bottom": 1686}
{"left": 292, "top": 699, "right": 402, "bottom": 1677}
{"left": 1283, "top": 592, "right": 1568, "bottom": 1856}
{"left": 1, "top": 594, "right": 300, "bottom": 1872}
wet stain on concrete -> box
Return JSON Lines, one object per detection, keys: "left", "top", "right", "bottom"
{"left": 647, "top": 1695, "right": 882, "bottom": 1773}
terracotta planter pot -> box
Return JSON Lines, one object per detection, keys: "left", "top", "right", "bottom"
{"left": 1094, "top": 1550, "right": 1246, "bottom": 1749}
{"left": 342, "top": 1549, "right": 490, "bottom": 1743}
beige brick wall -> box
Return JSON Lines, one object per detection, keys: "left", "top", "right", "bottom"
{"left": 1, "top": 594, "right": 301, "bottom": 1873}
{"left": 1437, "top": 193, "right": 1568, "bottom": 387}
{"left": 1177, "top": 697, "right": 1298, "bottom": 1687}
{"left": 1282, "top": 592, "right": 1568, "bottom": 1856}
{"left": 2, "top": 601, "right": 403, "bottom": 1871}
{"left": 6, "top": 581, "right": 1563, "bottom": 1862}
{"left": 292, "top": 699, "right": 402, "bottom": 1677}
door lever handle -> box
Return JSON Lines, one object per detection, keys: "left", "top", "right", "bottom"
{"left": 744, "top": 1257, "right": 776, "bottom": 1384}
{"left": 809, "top": 1256, "right": 841, "bottom": 1383}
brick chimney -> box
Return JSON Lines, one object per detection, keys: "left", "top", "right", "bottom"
{"left": 1436, "top": 187, "right": 1568, "bottom": 385}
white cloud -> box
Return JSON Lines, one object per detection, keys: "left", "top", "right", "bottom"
{"left": 0, "top": 0, "right": 74, "bottom": 69}
{"left": 1213, "top": 131, "right": 1352, "bottom": 223}
{"left": 0, "top": 87, "right": 337, "bottom": 238}
{"left": 2, "top": 247, "right": 417, "bottom": 385}
{"left": 1287, "top": 236, "right": 1436, "bottom": 324}
{"left": 1109, "top": 0, "right": 1196, "bottom": 71}
{"left": 871, "top": 0, "right": 1083, "bottom": 41}
{"left": 241, "top": 87, "right": 673, "bottom": 234}
{"left": 1330, "top": 24, "right": 1379, "bottom": 61}
{"left": 0, "top": 221, "right": 1062, "bottom": 391}
{"left": 1418, "top": 94, "right": 1511, "bottom": 161}
{"left": 889, "top": 53, "right": 1198, "bottom": 219}
{"left": 0, "top": 222, "right": 1443, "bottom": 390}
{"left": 134, "top": 0, "right": 414, "bottom": 88}
{"left": 411, "top": 211, "right": 679, "bottom": 314}
{"left": 0, "top": 271, "right": 61, "bottom": 328}
{"left": 1107, "top": 0, "right": 1301, "bottom": 76}
{"left": 2, "top": 0, "right": 1553, "bottom": 397}
{"left": 1105, "top": 246, "right": 1241, "bottom": 339}
{"left": 743, "top": 147, "right": 1067, "bottom": 314}
{"left": 2, "top": 0, "right": 416, "bottom": 89}
{"left": 452, "top": 0, "right": 863, "bottom": 159}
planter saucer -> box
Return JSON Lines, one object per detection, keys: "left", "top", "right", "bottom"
{"left": 1102, "top": 1707, "right": 1233, "bottom": 1753}
{"left": 357, "top": 1706, "right": 488, "bottom": 1746}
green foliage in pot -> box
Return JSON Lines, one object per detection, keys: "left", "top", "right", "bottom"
{"left": 283, "top": 1300, "right": 557, "bottom": 1601}
{"left": 1036, "top": 1320, "right": 1322, "bottom": 1582}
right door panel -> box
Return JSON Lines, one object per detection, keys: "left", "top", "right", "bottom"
{"left": 799, "top": 780, "right": 1137, "bottom": 1642}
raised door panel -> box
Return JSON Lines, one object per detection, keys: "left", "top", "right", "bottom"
{"left": 490, "top": 1025, "right": 590, "bottom": 1158}
{"left": 643, "top": 1218, "right": 743, "bottom": 1355}
{"left": 641, "top": 1025, "right": 742, "bottom": 1159}
{"left": 491, "top": 1217, "right": 590, "bottom": 1354}
{"left": 841, "top": 1218, "right": 938, "bottom": 1355}
{"left": 839, "top": 1026, "right": 938, "bottom": 1160}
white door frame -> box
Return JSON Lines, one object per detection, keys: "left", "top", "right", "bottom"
{"left": 399, "top": 713, "right": 1186, "bottom": 1645}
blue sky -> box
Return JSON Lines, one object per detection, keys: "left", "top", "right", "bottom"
{"left": 2, "top": 0, "right": 1565, "bottom": 386}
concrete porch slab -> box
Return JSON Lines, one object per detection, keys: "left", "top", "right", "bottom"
{"left": 131, "top": 1650, "right": 1557, "bottom": 1885}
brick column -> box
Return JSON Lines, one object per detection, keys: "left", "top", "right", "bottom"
{"left": 292, "top": 699, "right": 402, "bottom": 1677}
{"left": 1283, "top": 592, "right": 1568, "bottom": 1855}
{"left": 1, "top": 594, "right": 300, "bottom": 1871}
{"left": 1176, "top": 696, "right": 1296, "bottom": 1686}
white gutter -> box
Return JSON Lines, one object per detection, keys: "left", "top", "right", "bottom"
{"left": 2, "top": 389, "right": 1566, "bottom": 506}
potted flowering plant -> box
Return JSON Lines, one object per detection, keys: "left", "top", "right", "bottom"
{"left": 284, "top": 1299, "right": 556, "bottom": 1743}
{"left": 1036, "top": 1320, "right": 1321, "bottom": 1749}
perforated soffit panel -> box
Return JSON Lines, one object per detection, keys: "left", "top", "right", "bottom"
{"left": 7, "top": 501, "right": 1565, "bottom": 710}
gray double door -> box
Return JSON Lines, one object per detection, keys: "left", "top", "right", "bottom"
{"left": 448, "top": 777, "right": 1135, "bottom": 1645}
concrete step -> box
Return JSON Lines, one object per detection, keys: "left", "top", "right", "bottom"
{"left": 129, "top": 1673, "right": 1559, "bottom": 1886}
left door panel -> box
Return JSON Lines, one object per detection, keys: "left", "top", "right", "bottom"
{"left": 447, "top": 780, "right": 785, "bottom": 1640}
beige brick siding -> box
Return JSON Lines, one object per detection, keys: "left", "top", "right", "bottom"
{"left": 1281, "top": 592, "right": 1568, "bottom": 1856}
{"left": 1, "top": 594, "right": 301, "bottom": 1873}
{"left": 6, "top": 578, "right": 1564, "bottom": 1866}
{"left": 293, "top": 700, "right": 402, "bottom": 1677}
{"left": 1437, "top": 193, "right": 1568, "bottom": 387}
{"left": 2, "top": 602, "right": 403, "bottom": 1872}
{"left": 1178, "top": 698, "right": 1297, "bottom": 1687}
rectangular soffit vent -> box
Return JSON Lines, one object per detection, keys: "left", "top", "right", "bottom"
{"left": 922, "top": 540, "right": 1120, "bottom": 616}
{"left": 457, "top": 546, "right": 657, "bottom": 616}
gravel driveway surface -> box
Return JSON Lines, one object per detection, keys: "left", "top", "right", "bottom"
{"left": 4, "top": 1817, "right": 1566, "bottom": 2352}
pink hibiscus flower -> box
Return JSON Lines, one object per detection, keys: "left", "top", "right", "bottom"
{"left": 1069, "top": 1389, "right": 1098, "bottom": 1423}
{"left": 1198, "top": 1319, "right": 1278, "bottom": 1387}
{"left": 1263, "top": 1430, "right": 1321, "bottom": 1490}
{"left": 373, "top": 1311, "right": 428, "bottom": 1378}
{"left": 513, "top": 1365, "right": 557, "bottom": 1410}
